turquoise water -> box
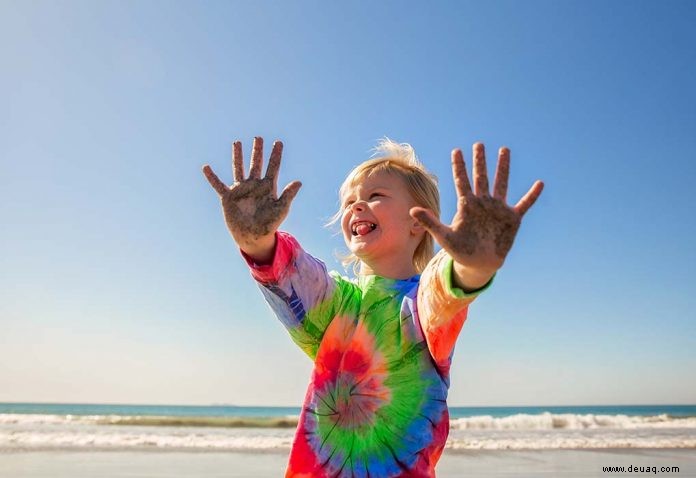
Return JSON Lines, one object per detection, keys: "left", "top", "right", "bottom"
{"left": 1, "top": 402, "right": 694, "bottom": 419}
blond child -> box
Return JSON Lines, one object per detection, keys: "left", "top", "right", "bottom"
{"left": 202, "top": 137, "right": 543, "bottom": 477}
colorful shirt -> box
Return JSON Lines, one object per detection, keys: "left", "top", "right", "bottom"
{"left": 242, "top": 231, "right": 492, "bottom": 477}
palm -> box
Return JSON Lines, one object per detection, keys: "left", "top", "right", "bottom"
{"left": 202, "top": 137, "right": 301, "bottom": 246}
{"left": 411, "top": 143, "right": 543, "bottom": 273}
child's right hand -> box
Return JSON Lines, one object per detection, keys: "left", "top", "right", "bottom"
{"left": 202, "top": 137, "right": 302, "bottom": 260}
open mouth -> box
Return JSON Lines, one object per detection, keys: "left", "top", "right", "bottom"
{"left": 351, "top": 221, "right": 377, "bottom": 236}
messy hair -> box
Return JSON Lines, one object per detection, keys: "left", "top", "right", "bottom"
{"left": 326, "top": 138, "right": 440, "bottom": 275}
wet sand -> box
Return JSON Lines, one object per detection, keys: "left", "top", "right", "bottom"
{"left": 0, "top": 449, "right": 694, "bottom": 477}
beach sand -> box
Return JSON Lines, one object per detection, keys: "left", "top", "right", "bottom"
{"left": 1, "top": 449, "right": 694, "bottom": 477}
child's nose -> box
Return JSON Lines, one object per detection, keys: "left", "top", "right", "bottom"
{"left": 351, "top": 200, "right": 367, "bottom": 212}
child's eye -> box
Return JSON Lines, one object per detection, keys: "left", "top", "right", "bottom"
{"left": 342, "top": 193, "right": 383, "bottom": 209}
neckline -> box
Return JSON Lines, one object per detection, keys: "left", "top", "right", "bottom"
{"left": 357, "top": 274, "right": 420, "bottom": 288}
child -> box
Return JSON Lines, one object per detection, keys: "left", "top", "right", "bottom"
{"left": 202, "top": 137, "right": 543, "bottom": 477}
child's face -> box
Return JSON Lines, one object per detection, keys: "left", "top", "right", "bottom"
{"left": 340, "top": 170, "right": 423, "bottom": 268}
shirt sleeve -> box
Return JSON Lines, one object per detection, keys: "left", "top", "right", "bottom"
{"left": 240, "top": 230, "right": 349, "bottom": 361}
{"left": 416, "top": 249, "right": 494, "bottom": 373}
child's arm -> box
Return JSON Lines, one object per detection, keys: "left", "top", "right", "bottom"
{"left": 411, "top": 143, "right": 543, "bottom": 370}
{"left": 202, "top": 138, "right": 350, "bottom": 359}
{"left": 241, "top": 230, "right": 354, "bottom": 359}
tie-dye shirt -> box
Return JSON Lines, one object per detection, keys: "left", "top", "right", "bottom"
{"left": 242, "top": 231, "right": 492, "bottom": 478}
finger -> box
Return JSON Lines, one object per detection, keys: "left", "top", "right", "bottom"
{"left": 451, "top": 149, "right": 472, "bottom": 199}
{"left": 277, "top": 180, "right": 302, "bottom": 210}
{"left": 202, "top": 165, "right": 229, "bottom": 197}
{"left": 249, "top": 136, "right": 264, "bottom": 179}
{"left": 265, "top": 140, "right": 284, "bottom": 192}
{"left": 472, "top": 142, "right": 490, "bottom": 197}
{"left": 513, "top": 180, "right": 544, "bottom": 217}
{"left": 232, "top": 141, "right": 244, "bottom": 182}
{"left": 493, "top": 147, "right": 510, "bottom": 202}
{"left": 410, "top": 207, "right": 450, "bottom": 244}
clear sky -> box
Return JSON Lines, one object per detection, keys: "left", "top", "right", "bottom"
{"left": 1, "top": 0, "right": 694, "bottom": 407}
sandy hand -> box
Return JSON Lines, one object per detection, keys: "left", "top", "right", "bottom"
{"left": 202, "top": 137, "right": 302, "bottom": 249}
{"left": 410, "top": 143, "right": 544, "bottom": 276}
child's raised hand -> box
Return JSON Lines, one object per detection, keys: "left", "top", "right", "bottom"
{"left": 202, "top": 137, "right": 302, "bottom": 251}
{"left": 410, "top": 143, "right": 543, "bottom": 286}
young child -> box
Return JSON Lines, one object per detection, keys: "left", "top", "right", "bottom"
{"left": 202, "top": 137, "right": 543, "bottom": 477}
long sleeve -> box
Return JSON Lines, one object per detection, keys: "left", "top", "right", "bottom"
{"left": 416, "top": 249, "right": 494, "bottom": 374}
{"left": 240, "top": 231, "right": 352, "bottom": 360}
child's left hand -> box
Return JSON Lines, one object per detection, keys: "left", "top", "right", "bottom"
{"left": 410, "top": 142, "right": 544, "bottom": 290}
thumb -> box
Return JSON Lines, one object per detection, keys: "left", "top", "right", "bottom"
{"left": 202, "top": 164, "right": 229, "bottom": 197}
{"left": 410, "top": 207, "right": 449, "bottom": 243}
{"left": 278, "top": 180, "right": 302, "bottom": 209}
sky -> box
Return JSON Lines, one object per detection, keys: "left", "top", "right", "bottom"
{"left": 1, "top": 0, "right": 695, "bottom": 407}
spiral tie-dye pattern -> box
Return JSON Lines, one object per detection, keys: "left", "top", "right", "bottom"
{"left": 241, "top": 231, "right": 492, "bottom": 477}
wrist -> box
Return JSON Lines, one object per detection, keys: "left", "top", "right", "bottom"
{"left": 452, "top": 262, "right": 496, "bottom": 291}
{"left": 238, "top": 232, "right": 277, "bottom": 265}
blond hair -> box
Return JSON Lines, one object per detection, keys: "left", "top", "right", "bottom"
{"left": 326, "top": 138, "right": 440, "bottom": 275}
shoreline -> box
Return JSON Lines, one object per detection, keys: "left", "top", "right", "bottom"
{"left": 2, "top": 446, "right": 695, "bottom": 454}
{"left": 1, "top": 449, "right": 694, "bottom": 478}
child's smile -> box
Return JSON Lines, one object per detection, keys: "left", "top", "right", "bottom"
{"left": 350, "top": 220, "right": 377, "bottom": 236}
{"left": 340, "top": 171, "right": 424, "bottom": 276}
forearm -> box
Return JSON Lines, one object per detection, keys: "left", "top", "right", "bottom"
{"left": 452, "top": 262, "right": 496, "bottom": 293}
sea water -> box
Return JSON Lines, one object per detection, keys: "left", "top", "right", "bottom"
{"left": 1, "top": 403, "right": 694, "bottom": 451}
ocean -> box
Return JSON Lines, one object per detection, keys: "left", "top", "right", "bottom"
{"left": 1, "top": 403, "right": 694, "bottom": 452}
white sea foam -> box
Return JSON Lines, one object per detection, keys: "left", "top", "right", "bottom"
{"left": 1, "top": 412, "right": 694, "bottom": 451}
{"left": 3, "top": 412, "right": 694, "bottom": 430}
{"left": 449, "top": 413, "right": 696, "bottom": 430}
{"left": 0, "top": 414, "right": 80, "bottom": 425}
{"left": 0, "top": 414, "right": 298, "bottom": 428}
{"left": 2, "top": 428, "right": 695, "bottom": 451}
{"left": 0, "top": 430, "right": 294, "bottom": 450}
{"left": 447, "top": 426, "right": 696, "bottom": 450}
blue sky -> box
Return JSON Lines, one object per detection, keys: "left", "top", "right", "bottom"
{"left": 1, "top": 0, "right": 694, "bottom": 406}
